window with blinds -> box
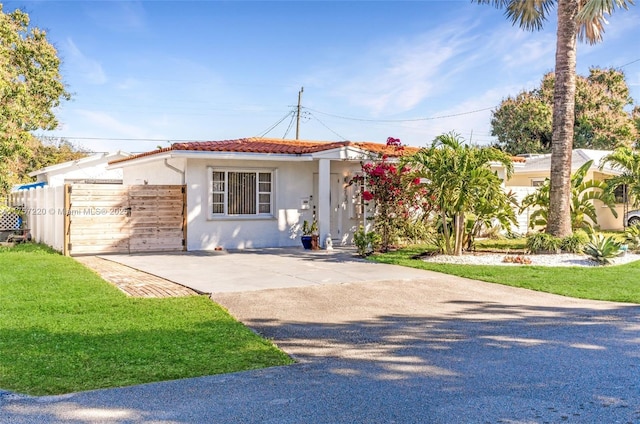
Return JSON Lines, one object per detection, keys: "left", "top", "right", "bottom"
{"left": 210, "top": 169, "right": 273, "bottom": 216}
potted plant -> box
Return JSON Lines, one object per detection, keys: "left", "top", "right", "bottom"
{"left": 301, "top": 220, "right": 319, "bottom": 250}
{"left": 310, "top": 220, "right": 319, "bottom": 250}
{"left": 301, "top": 220, "right": 313, "bottom": 249}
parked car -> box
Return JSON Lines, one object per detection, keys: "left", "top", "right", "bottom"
{"left": 625, "top": 210, "right": 640, "bottom": 226}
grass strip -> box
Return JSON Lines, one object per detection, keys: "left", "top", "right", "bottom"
{"left": 371, "top": 244, "right": 640, "bottom": 304}
{"left": 0, "top": 244, "right": 292, "bottom": 396}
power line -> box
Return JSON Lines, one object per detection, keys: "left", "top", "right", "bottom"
{"left": 307, "top": 112, "right": 349, "bottom": 141}
{"left": 619, "top": 58, "right": 640, "bottom": 68}
{"left": 282, "top": 110, "right": 297, "bottom": 139}
{"left": 255, "top": 110, "right": 295, "bottom": 138}
{"left": 303, "top": 106, "right": 495, "bottom": 123}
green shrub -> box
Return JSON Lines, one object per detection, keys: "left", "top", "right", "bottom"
{"left": 526, "top": 233, "right": 562, "bottom": 254}
{"left": 624, "top": 224, "right": 640, "bottom": 252}
{"left": 400, "top": 218, "right": 434, "bottom": 245}
{"left": 560, "top": 230, "right": 590, "bottom": 253}
{"left": 583, "top": 233, "right": 623, "bottom": 265}
{"left": 353, "top": 226, "right": 382, "bottom": 257}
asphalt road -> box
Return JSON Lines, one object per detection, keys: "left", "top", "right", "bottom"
{"left": 2, "top": 251, "right": 640, "bottom": 423}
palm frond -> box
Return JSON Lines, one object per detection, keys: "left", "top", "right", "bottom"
{"left": 577, "top": 0, "right": 634, "bottom": 44}
{"left": 505, "top": 0, "right": 555, "bottom": 31}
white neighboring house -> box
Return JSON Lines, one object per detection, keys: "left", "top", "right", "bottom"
{"left": 108, "top": 137, "right": 415, "bottom": 250}
{"left": 505, "top": 149, "right": 628, "bottom": 232}
{"left": 25, "top": 151, "right": 130, "bottom": 188}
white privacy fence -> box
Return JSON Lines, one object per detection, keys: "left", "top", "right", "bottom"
{"left": 9, "top": 186, "right": 66, "bottom": 252}
{"left": 8, "top": 184, "right": 186, "bottom": 255}
{"left": 507, "top": 186, "right": 538, "bottom": 234}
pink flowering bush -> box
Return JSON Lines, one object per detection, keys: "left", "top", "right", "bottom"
{"left": 351, "top": 137, "right": 432, "bottom": 252}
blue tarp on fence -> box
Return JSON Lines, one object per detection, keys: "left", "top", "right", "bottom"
{"left": 14, "top": 182, "right": 47, "bottom": 191}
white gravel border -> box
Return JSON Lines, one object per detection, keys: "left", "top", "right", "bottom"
{"left": 420, "top": 252, "right": 640, "bottom": 267}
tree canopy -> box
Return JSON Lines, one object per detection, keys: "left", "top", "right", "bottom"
{"left": 3, "top": 137, "right": 89, "bottom": 195}
{"left": 491, "top": 68, "right": 639, "bottom": 155}
{"left": 1, "top": 5, "right": 70, "bottom": 196}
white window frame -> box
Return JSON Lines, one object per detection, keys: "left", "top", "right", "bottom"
{"left": 208, "top": 167, "right": 275, "bottom": 219}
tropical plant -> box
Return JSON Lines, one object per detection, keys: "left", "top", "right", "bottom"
{"left": 560, "top": 229, "right": 590, "bottom": 253}
{"left": 464, "top": 189, "right": 519, "bottom": 250}
{"left": 583, "top": 233, "right": 623, "bottom": 264}
{"left": 624, "top": 224, "right": 640, "bottom": 252}
{"left": 520, "top": 160, "right": 618, "bottom": 231}
{"left": 600, "top": 146, "right": 640, "bottom": 208}
{"left": 301, "top": 220, "right": 316, "bottom": 236}
{"left": 475, "top": 0, "right": 635, "bottom": 239}
{"left": 353, "top": 226, "right": 382, "bottom": 257}
{"left": 409, "top": 132, "right": 515, "bottom": 256}
{"left": 526, "top": 232, "right": 562, "bottom": 254}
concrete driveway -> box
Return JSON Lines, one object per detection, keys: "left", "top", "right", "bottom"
{"left": 2, "top": 249, "right": 640, "bottom": 423}
{"left": 91, "top": 247, "right": 436, "bottom": 294}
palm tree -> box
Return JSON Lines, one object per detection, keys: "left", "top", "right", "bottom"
{"left": 409, "top": 132, "right": 515, "bottom": 255}
{"left": 600, "top": 146, "right": 640, "bottom": 207}
{"left": 475, "top": 0, "right": 634, "bottom": 238}
{"left": 521, "top": 160, "right": 618, "bottom": 231}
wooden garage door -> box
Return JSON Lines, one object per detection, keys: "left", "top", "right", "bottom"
{"left": 65, "top": 184, "right": 186, "bottom": 255}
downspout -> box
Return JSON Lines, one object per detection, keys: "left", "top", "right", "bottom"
{"left": 164, "top": 159, "right": 185, "bottom": 184}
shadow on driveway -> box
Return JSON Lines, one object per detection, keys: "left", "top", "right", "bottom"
{"left": 3, "top": 295, "right": 640, "bottom": 423}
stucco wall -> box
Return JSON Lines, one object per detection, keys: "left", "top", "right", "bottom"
{"left": 183, "top": 158, "right": 311, "bottom": 250}
{"left": 185, "top": 158, "right": 363, "bottom": 250}
{"left": 506, "top": 172, "right": 551, "bottom": 187}
{"left": 121, "top": 158, "right": 186, "bottom": 185}
{"left": 120, "top": 156, "right": 368, "bottom": 250}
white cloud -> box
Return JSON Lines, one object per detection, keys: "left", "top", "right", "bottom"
{"left": 314, "top": 28, "right": 477, "bottom": 115}
{"left": 64, "top": 38, "right": 107, "bottom": 85}
{"left": 307, "top": 15, "right": 558, "bottom": 118}
{"left": 502, "top": 39, "right": 556, "bottom": 69}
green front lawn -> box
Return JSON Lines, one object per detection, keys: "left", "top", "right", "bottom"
{"left": 371, "top": 244, "right": 640, "bottom": 304}
{"left": 0, "top": 244, "right": 292, "bottom": 396}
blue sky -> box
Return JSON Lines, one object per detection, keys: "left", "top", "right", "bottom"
{"left": 7, "top": 0, "right": 640, "bottom": 152}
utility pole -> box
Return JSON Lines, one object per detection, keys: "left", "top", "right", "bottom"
{"left": 296, "top": 86, "right": 304, "bottom": 140}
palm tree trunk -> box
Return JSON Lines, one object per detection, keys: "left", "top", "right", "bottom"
{"left": 441, "top": 209, "right": 452, "bottom": 255}
{"left": 453, "top": 213, "right": 465, "bottom": 256}
{"left": 547, "top": 0, "right": 579, "bottom": 238}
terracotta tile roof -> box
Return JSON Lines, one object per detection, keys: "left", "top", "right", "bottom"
{"left": 109, "top": 137, "right": 418, "bottom": 165}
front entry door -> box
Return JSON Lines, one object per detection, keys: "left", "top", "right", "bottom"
{"left": 313, "top": 173, "right": 343, "bottom": 240}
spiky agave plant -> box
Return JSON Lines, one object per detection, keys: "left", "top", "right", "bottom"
{"left": 583, "top": 234, "right": 623, "bottom": 265}
{"left": 624, "top": 224, "right": 640, "bottom": 253}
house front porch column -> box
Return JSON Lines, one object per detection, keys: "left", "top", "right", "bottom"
{"left": 317, "top": 158, "right": 331, "bottom": 248}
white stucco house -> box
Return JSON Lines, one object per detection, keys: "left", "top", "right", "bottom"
{"left": 26, "top": 151, "right": 130, "bottom": 187}
{"left": 108, "top": 137, "right": 415, "bottom": 250}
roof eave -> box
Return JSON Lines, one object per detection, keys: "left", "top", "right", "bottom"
{"left": 109, "top": 150, "right": 315, "bottom": 168}
{"left": 29, "top": 152, "right": 131, "bottom": 176}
